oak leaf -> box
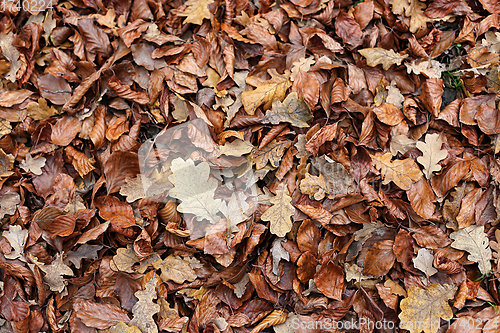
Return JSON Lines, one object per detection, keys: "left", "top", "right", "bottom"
{"left": 413, "top": 248, "right": 438, "bottom": 278}
{"left": 359, "top": 48, "right": 408, "bottom": 70}
{"left": 399, "top": 284, "right": 457, "bottom": 333}
{"left": 65, "top": 244, "right": 103, "bottom": 269}
{"left": 371, "top": 153, "right": 422, "bottom": 190}
{"left": 119, "top": 176, "right": 146, "bottom": 203}
{"left": 3, "top": 225, "right": 28, "bottom": 260}
{"left": 241, "top": 69, "right": 292, "bottom": 115}
{"left": 20, "top": 153, "right": 46, "bottom": 175}
{"left": 27, "top": 98, "right": 58, "bottom": 120}
{"left": 262, "top": 92, "right": 313, "bottom": 128}
{"left": 111, "top": 245, "right": 140, "bottom": 273}
{"left": 299, "top": 173, "right": 330, "bottom": 200}
{"left": 32, "top": 253, "right": 74, "bottom": 293}
{"left": 261, "top": 183, "right": 295, "bottom": 237}
{"left": 251, "top": 139, "right": 292, "bottom": 170}
{"left": 168, "top": 158, "right": 222, "bottom": 224}
{"left": 416, "top": 133, "right": 448, "bottom": 179}
{"left": 178, "top": 0, "right": 215, "bottom": 25}
{"left": 152, "top": 255, "right": 197, "bottom": 284}
{"left": 450, "top": 225, "right": 492, "bottom": 275}
{"left": 129, "top": 278, "right": 160, "bottom": 333}
{"left": 0, "top": 191, "right": 20, "bottom": 220}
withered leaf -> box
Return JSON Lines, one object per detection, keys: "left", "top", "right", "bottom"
{"left": 20, "top": 153, "right": 46, "bottom": 175}
{"left": 31, "top": 253, "right": 74, "bottom": 293}
{"left": 73, "top": 299, "right": 130, "bottom": 329}
{"left": 417, "top": 133, "right": 448, "bottom": 179}
{"left": 261, "top": 183, "right": 295, "bottom": 237}
{"left": 359, "top": 48, "right": 409, "bottom": 70}
{"left": 152, "top": 255, "right": 197, "bottom": 284}
{"left": 251, "top": 139, "right": 292, "bottom": 170}
{"left": 129, "top": 277, "right": 160, "bottom": 333}
{"left": 450, "top": 225, "right": 492, "bottom": 275}
{"left": 3, "top": 224, "right": 28, "bottom": 260}
{"left": 399, "top": 284, "right": 457, "bottom": 333}
{"left": 371, "top": 153, "right": 422, "bottom": 190}
{"left": 242, "top": 69, "right": 292, "bottom": 115}
{"left": 177, "top": 0, "right": 214, "bottom": 25}
{"left": 262, "top": 92, "right": 313, "bottom": 128}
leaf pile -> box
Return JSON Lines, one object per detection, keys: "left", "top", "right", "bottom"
{"left": 2, "top": 0, "right": 500, "bottom": 332}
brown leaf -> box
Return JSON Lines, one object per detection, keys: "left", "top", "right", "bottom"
{"left": 372, "top": 103, "right": 404, "bottom": 126}
{"left": 95, "top": 196, "right": 136, "bottom": 228}
{"left": 420, "top": 78, "right": 443, "bottom": 117}
{"left": 408, "top": 177, "right": 436, "bottom": 220}
{"left": 51, "top": 116, "right": 81, "bottom": 146}
{"left": 363, "top": 240, "right": 396, "bottom": 277}
{"left": 411, "top": 226, "right": 452, "bottom": 249}
{"left": 314, "top": 262, "right": 344, "bottom": 300}
{"left": 335, "top": 11, "right": 363, "bottom": 48}
{"left": 73, "top": 299, "right": 130, "bottom": 330}
{"left": 475, "top": 103, "right": 500, "bottom": 134}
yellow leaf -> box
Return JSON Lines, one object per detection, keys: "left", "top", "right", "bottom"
{"left": 119, "top": 176, "right": 146, "bottom": 203}
{"left": 416, "top": 133, "right": 448, "bottom": 179}
{"left": 359, "top": 48, "right": 408, "bottom": 70}
{"left": 241, "top": 69, "right": 291, "bottom": 115}
{"left": 262, "top": 92, "right": 313, "bottom": 128}
{"left": 27, "top": 98, "right": 58, "bottom": 120}
{"left": 300, "top": 173, "right": 330, "bottom": 200}
{"left": 152, "top": 255, "right": 197, "bottom": 284}
{"left": 450, "top": 225, "right": 492, "bottom": 275}
{"left": 129, "top": 278, "right": 160, "bottom": 333}
{"left": 261, "top": 183, "right": 295, "bottom": 237}
{"left": 177, "top": 0, "right": 214, "bottom": 25}
{"left": 406, "top": 1, "right": 431, "bottom": 33}
{"left": 371, "top": 153, "right": 422, "bottom": 190}
{"left": 100, "top": 322, "right": 141, "bottom": 333}
{"left": 399, "top": 284, "right": 457, "bottom": 333}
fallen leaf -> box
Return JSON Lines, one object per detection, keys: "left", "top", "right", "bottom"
{"left": 261, "top": 183, "right": 295, "bottom": 237}
{"left": 129, "top": 277, "right": 161, "bottom": 333}
{"left": 242, "top": 69, "right": 292, "bottom": 115}
{"left": 177, "top": 0, "right": 215, "bottom": 25}
{"left": 450, "top": 225, "right": 492, "bottom": 275}
{"left": 371, "top": 153, "right": 422, "bottom": 190}
{"left": 20, "top": 153, "right": 46, "bottom": 175}
{"left": 152, "top": 255, "right": 197, "bottom": 284}
{"left": 73, "top": 299, "right": 130, "bottom": 329}
{"left": 399, "top": 284, "right": 457, "bottom": 333}
{"left": 262, "top": 92, "right": 313, "bottom": 128}
{"left": 359, "top": 48, "right": 409, "bottom": 70}
{"left": 416, "top": 133, "right": 448, "bottom": 179}
{"left": 32, "top": 253, "right": 74, "bottom": 293}
{"left": 413, "top": 248, "right": 438, "bottom": 278}
{"left": 3, "top": 225, "right": 28, "bottom": 260}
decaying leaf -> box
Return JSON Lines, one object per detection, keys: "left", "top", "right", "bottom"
{"left": 261, "top": 183, "right": 295, "bottom": 237}
{"left": 359, "top": 48, "right": 409, "bottom": 70}
{"left": 3, "top": 225, "right": 28, "bottom": 260}
{"left": 177, "top": 0, "right": 214, "bottom": 25}
{"left": 371, "top": 153, "right": 422, "bottom": 190}
{"left": 129, "top": 277, "right": 160, "bottom": 333}
{"left": 168, "top": 158, "right": 222, "bottom": 223}
{"left": 242, "top": 69, "right": 292, "bottom": 115}
{"left": 152, "top": 255, "right": 197, "bottom": 284}
{"left": 262, "top": 92, "right": 313, "bottom": 128}
{"left": 20, "top": 153, "right": 46, "bottom": 175}
{"left": 399, "top": 284, "right": 457, "bottom": 333}
{"left": 32, "top": 253, "right": 74, "bottom": 293}
{"left": 450, "top": 225, "right": 492, "bottom": 275}
{"left": 417, "top": 133, "right": 448, "bottom": 179}
{"left": 413, "top": 248, "right": 438, "bottom": 278}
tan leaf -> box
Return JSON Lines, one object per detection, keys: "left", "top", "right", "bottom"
{"left": 261, "top": 183, "right": 295, "bottom": 237}
{"left": 406, "top": 60, "right": 445, "bottom": 79}
{"left": 290, "top": 57, "right": 315, "bottom": 81}
{"left": 27, "top": 98, "right": 58, "bottom": 121}
{"left": 110, "top": 244, "right": 140, "bottom": 273}
{"left": 371, "top": 153, "right": 422, "bottom": 190}
{"left": 416, "top": 133, "right": 448, "bottom": 179}
{"left": 405, "top": 1, "right": 432, "bottom": 33}
{"left": 413, "top": 248, "right": 438, "bottom": 277}
{"left": 390, "top": 134, "right": 417, "bottom": 156}
{"left": 242, "top": 69, "right": 292, "bottom": 115}
{"left": 168, "top": 158, "right": 222, "bottom": 224}
{"left": 177, "top": 0, "right": 215, "bottom": 25}
{"left": 0, "top": 89, "right": 33, "bottom": 107}
{"left": 3, "top": 225, "right": 28, "bottom": 260}
{"left": 129, "top": 277, "right": 160, "bottom": 333}
{"left": 399, "top": 284, "right": 457, "bottom": 333}
{"left": 152, "top": 255, "right": 197, "bottom": 284}
{"left": 450, "top": 225, "right": 492, "bottom": 275}
{"left": 73, "top": 299, "right": 130, "bottom": 329}
{"left": 300, "top": 173, "right": 330, "bottom": 200}
{"left": 101, "top": 322, "right": 141, "bottom": 333}
{"left": 262, "top": 92, "right": 313, "bottom": 128}
{"left": 31, "top": 253, "right": 74, "bottom": 293}
{"left": 251, "top": 139, "right": 292, "bottom": 170}
{"left": 119, "top": 176, "right": 146, "bottom": 203}
{"left": 20, "top": 153, "right": 46, "bottom": 175}
{"left": 216, "top": 139, "right": 254, "bottom": 157}
{"left": 0, "top": 191, "right": 20, "bottom": 220}
{"left": 359, "top": 48, "right": 408, "bottom": 70}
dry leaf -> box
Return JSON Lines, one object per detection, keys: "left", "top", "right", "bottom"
{"left": 3, "top": 225, "right": 28, "bottom": 260}
{"left": 177, "top": 0, "right": 214, "bottom": 25}
{"left": 450, "top": 225, "right": 492, "bottom": 275}
{"left": 413, "top": 248, "right": 438, "bottom": 278}
{"left": 152, "top": 255, "right": 197, "bottom": 284}
{"left": 20, "top": 153, "right": 46, "bottom": 175}
{"left": 129, "top": 277, "right": 160, "bottom": 333}
{"left": 416, "top": 133, "right": 448, "bottom": 179}
{"left": 261, "top": 183, "right": 295, "bottom": 237}
{"left": 73, "top": 299, "right": 130, "bottom": 329}
{"left": 371, "top": 152, "right": 422, "bottom": 190}
{"left": 242, "top": 69, "right": 292, "bottom": 115}
{"left": 399, "top": 284, "right": 457, "bottom": 333}
{"left": 32, "top": 253, "right": 74, "bottom": 293}
{"left": 359, "top": 48, "right": 409, "bottom": 70}
{"left": 262, "top": 92, "right": 313, "bottom": 128}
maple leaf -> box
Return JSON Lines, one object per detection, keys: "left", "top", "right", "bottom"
{"left": 359, "top": 48, "right": 408, "bottom": 70}
{"left": 152, "top": 255, "right": 197, "bottom": 284}
{"left": 371, "top": 153, "right": 422, "bottom": 190}
{"left": 3, "top": 225, "right": 28, "bottom": 260}
{"left": 261, "top": 183, "right": 295, "bottom": 237}
{"left": 399, "top": 284, "right": 457, "bottom": 333}
{"left": 168, "top": 158, "right": 222, "bottom": 224}
{"left": 450, "top": 225, "right": 492, "bottom": 275}
{"left": 32, "top": 253, "right": 74, "bottom": 293}
{"left": 129, "top": 277, "right": 161, "bottom": 333}
{"left": 262, "top": 92, "right": 313, "bottom": 128}
{"left": 20, "top": 153, "right": 46, "bottom": 175}
{"left": 177, "top": 0, "right": 214, "bottom": 25}
{"left": 416, "top": 133, "right": 448, "bottom": 179}
{"left": 241, "top": 69, "right": 292, "bottom": 115}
